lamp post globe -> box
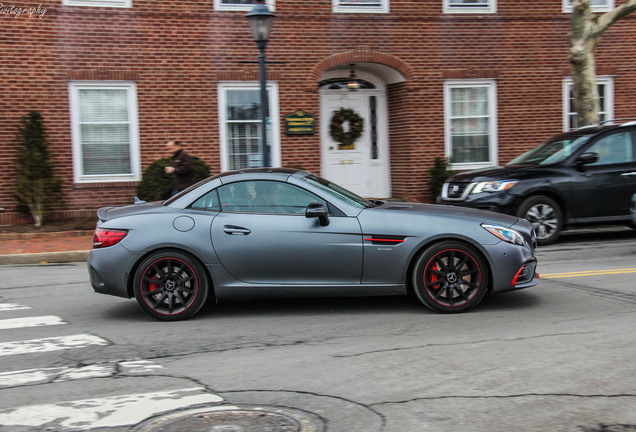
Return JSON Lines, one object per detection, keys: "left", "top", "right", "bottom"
{"left": 246, "top": 2, "right": 275, "bottom": 46}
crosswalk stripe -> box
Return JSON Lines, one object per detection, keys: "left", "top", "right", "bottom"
{"left": 0, "top": 360, "right": 164, "bottom": 388}
{"left": 0, "top": 387, "right": 223, "bottom": 430}
{"left": 0, "top": 315, "right": 65, "bottom": 330}
{"left": 0, "top": 333, "right": 108, "bottom": 357}
{"left": 0, "top": 303, "right": 31, "bottom": 312}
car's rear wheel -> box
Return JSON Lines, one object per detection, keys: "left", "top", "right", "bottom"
{"left": 133, "top": 250, "right": 209, "bottom": 321}
{"left": 413, "top": 241, "right": 488, "bottom": 313}
{"left": 517, "top": 196, "right": 562, "bottom": 245}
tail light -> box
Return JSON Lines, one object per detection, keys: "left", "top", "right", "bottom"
{"left": 93, "top": 228, "right": 128, "bottom": 249}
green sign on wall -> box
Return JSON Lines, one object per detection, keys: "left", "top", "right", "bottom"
{"left": 284, "top": 110, "right": 316, "bottom": 135}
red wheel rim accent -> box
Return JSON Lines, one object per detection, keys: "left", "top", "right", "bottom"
{"left": 423, "top": 248, "right": 481, "bottom": 308}
{"left": 139, "top": 257, "right": 199, "bottom": 316}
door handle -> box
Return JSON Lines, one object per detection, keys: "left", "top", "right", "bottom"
{"left": 223, "top": 225, "right": 251, "bottom": 235}
{"left": 620, "top": 172, "right": 636, "bottom": 177}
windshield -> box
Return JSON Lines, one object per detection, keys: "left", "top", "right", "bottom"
{"left": 508, "top": 135, "right": 591, "bottom": 165}
{"left": 302, "top": 174, "right": 374, "bottom": 209}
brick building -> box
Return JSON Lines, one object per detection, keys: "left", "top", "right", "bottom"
{"left": 1, "top": 0, "right": 635, "bottom": 225}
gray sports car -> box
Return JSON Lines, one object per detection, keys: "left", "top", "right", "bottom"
{"left": 88, "top": 168, "right": 539, "bottom": 320}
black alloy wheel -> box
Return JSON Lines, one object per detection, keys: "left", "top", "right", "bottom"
{"left": 517, "top": 195, "right": 562, "bottom": 246}
{"left": 133, "top": 250, "right": 209, "bottom": 321}
{"left": 413, "top": 241, "right": 488, "bottom": 313}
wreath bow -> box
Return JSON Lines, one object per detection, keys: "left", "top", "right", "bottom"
{"left": 330, "top": 108, "right": 364, "bottom": 149}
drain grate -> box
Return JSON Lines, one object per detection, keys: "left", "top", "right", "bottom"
{"left": 132, "top": 405, "right": 325, "bottom": 432}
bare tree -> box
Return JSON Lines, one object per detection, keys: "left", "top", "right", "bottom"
{"left": 569, "top": 0, "right": 636, "bottom": 127}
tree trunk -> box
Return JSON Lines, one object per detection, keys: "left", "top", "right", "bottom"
{"left": 569, "top": 0, "right": 600, "bottom": 127}
{"left": 569, "top": 0, "right": 636, "bottom": 128}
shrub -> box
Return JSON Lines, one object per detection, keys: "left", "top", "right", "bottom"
{"left": 136, "top": 157, "right": 211, "bottom": 202}
{"left": 428, "top": 157, "right": 456, "bottom": 202}
{"left": 14, "top": 111, "right": 63, "bottom": 226}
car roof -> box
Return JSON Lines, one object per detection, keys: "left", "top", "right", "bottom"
{"left": 216, "top": 167, "right": 304, "bottom": 179}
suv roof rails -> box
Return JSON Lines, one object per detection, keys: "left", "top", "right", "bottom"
{"left": 600, "top": 118, "right": 636, "bottom": 126}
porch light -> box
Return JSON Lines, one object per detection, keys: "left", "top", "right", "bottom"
{"left": 346, "top": 64, "right": 361, "bottom": 91}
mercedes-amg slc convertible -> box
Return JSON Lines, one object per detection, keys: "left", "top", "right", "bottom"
{"left": 88, "top": 168, "right": 539, "bottom": 320}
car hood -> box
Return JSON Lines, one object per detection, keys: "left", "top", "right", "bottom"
{"left": 97, "top": 202, "right": 171, "bottom": 221}
{"left": 449, "top": 164, "right": 543, "bottom": 182}
{"left": 370, "top": 202, "right": 520, "bottom": 227}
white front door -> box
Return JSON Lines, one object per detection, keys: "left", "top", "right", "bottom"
{"left": 320, "top": 90, "right": 391, "bottom": 198}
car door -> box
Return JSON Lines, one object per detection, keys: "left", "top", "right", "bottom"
{"left": 573, "top": 129, "right": 636, "bottom": 219}
{"left": 210, "top": 180, "right": 363, "bottom": 285}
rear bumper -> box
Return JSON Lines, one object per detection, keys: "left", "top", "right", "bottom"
{"left": 87, "top": 245, "right": 143, "bottom": 299}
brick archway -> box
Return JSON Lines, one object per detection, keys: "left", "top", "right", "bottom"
{"left": 310, "top": 48, "right": 413, "bottom": 82}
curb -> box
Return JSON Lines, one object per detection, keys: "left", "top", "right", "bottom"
{"left": 0, "top": 251, "right": 90, "bottom": 265}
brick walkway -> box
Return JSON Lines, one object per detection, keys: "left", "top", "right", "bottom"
{"left": 0, "top": 231, "right": 93, "bottom": 255}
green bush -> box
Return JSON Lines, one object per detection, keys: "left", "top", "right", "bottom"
{"left": 428, "top": 157, "right": 456, "bottom": 202}
{"left": 136, "top": 157, "right": 211, "bottom": 202}
{"left": 14, "top": 111, "right": 64, "bottom": 226}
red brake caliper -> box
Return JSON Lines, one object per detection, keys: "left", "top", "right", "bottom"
{"left": 149, "top": 276, "right": 159, "bottom": 292}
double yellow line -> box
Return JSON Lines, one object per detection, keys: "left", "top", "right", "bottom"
{"left": 541, "top": 268, "right": 636, "bottom": 279}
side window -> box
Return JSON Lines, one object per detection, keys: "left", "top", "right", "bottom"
{"left": 218, "top": 181, "right": 326, "bottom": 214}
{"left": 563, "top": 77, "right": 613, "bottom": 131}
{"left": 190, "top": 190, "right": 221, "bottom": 212}
{"left": 444, "top": 0, "right": 496, "bottom": 14}
{"left": 444, "top": 80, "right": 498, "bottom": 169}
{"left": 333, "top": 0, "right": 389, "bottom": 13}
{"left": 62, "top": 0, "right": 132, "bottom": 7}
{"left": 563, "top": 0, "right": 613, "bottom": 13}
{"left": 214, "top": 0, "right": 276, "bottom": 12}
{"left": 587, "top": 131, "right": 634, "bottom": 165}
{"left": 68, "top": 81, "right": 140, "bottom": 183}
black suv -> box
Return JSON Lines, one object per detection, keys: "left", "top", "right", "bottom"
{"left": 440, "top": 121, "right": 636, "bottom": 245}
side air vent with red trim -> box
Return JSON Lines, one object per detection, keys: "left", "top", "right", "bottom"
{"left": 364, "top": 235, "right": 406, "bottom": 246}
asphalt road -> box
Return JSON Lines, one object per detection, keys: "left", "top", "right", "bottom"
{"left": 0, "top": 227, "right": 635, "bottom": 432}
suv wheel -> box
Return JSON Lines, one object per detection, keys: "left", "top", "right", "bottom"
{"left": 518, "top": 196, "right": 562, "bottom": 246}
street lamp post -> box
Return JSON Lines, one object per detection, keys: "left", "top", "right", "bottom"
{"left": 246, "top": 2, "right": 275, "bottom": 168}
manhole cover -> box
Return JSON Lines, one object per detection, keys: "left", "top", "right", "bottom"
{"left": 132, "top": 405, "right": 325, "bottom": 432}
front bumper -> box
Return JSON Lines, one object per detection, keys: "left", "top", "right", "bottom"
{"left": 440, "top": 185, "right": 522, "bottom": 216}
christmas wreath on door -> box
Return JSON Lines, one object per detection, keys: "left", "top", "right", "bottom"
{"left": 329, "top": 107, "right": 364, "bottom": 150}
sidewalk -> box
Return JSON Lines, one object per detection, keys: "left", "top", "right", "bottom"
{"left": 0, "top": 230, "right": 93, "bottom": 264}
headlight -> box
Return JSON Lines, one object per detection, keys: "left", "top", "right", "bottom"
{"left": 481, "top": 223, "right": 525, "bottom": 246}
{"left": 471, "top": 180, "right": 518, "bottom": 194}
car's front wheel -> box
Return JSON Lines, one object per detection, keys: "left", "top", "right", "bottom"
{"left": 517, "top": 195, "right": 562, "bottom": 245}
{"left": 133, "top": 250, "right": 209, "bottom": 321}
{"left": 412, "top": 241, "right": 489, "bottom": 313}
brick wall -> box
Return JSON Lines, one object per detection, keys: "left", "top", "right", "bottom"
{"left": 1, "top": 0, "right": 636, "bottom": 224}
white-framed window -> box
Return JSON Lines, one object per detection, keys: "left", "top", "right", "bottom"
{"left": 444, "top": 80, "right": 498, "bottom": 169}
{"left": 563, "top": 76, "right": 614, "bottom": 131}
{"left": 62, "top": 0, "right": 131, "bottom": 7}
{"left": 214, "top": 0, "right": 276, "bottom": 12}
{"left": 218, "top": 82, "right": 280, "bottom": 171}
{"left": 333, "top": 0, "right": 389, "bottom": 14}
{"left": 444, "top": 0, "right": 496, "bottom": 14}
{"left": 563, "top": 0, "right": 614, "bottom": 13}
{"left": 68, "top": 82, "right": 140, "bottom": 183}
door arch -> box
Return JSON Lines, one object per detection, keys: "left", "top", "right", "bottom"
{"left": 319, "top": 67, "right": 391, "bottom": 198}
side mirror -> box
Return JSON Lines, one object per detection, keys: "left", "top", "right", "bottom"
{"left": 305, "top": 203, "right": 330, "bottom": 226}
{"left": 576, "top": 152, "right": 599, "bottom": 166}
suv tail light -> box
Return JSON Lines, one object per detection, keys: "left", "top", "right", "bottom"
{"left": 93, "top": 228, "right": 128, "bottom": 249}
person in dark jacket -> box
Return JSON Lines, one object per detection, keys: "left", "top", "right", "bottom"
{"left": 165, "top": 140, "right": 195, "bottom": 196}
